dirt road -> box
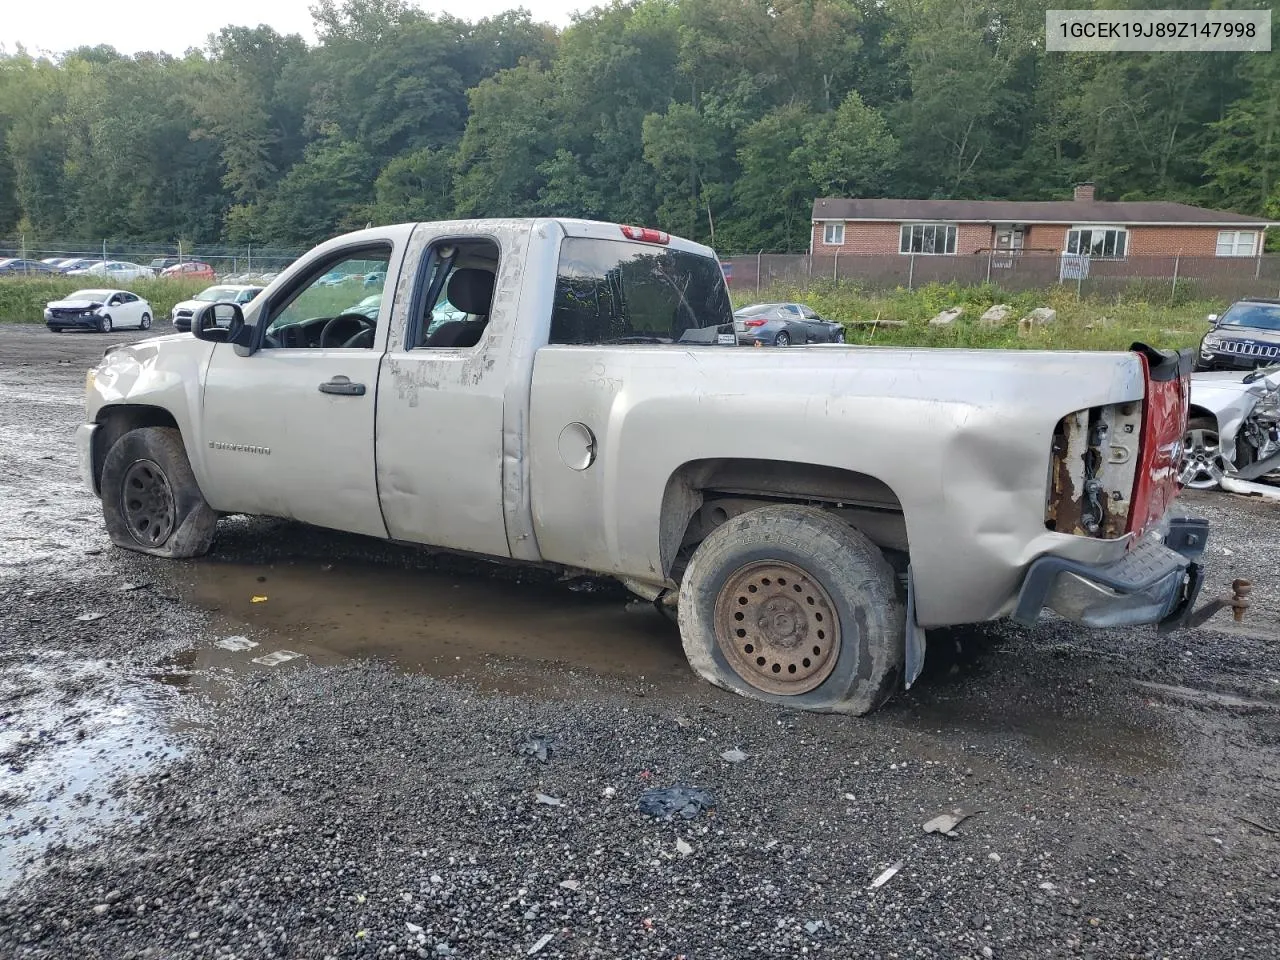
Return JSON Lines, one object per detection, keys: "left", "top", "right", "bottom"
{"left": 2, "top": 325, "right": 1278, "bottom": 959}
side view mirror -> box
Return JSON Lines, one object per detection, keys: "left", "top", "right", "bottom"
{"left": 1207, "top": 313, "right": 1219, "bottom": 324}
{"left": 193, "top": 302, "right": 252, "bottom": 349}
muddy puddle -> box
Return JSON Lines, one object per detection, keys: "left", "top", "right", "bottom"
{"left": 0, "top": 651, "right": 186, "bottom": 893}
{"left": 168, "top": 557, "right": 698, "bottom": 697}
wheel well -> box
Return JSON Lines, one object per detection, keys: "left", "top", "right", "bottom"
{"left": 92, "top": 405, "right": 181, "bottom": 490}
{"left": 1187, "top": 405, "right": 1217, "bottom": 426}
{"left": 659, "top": 458, "right": 908, "bottom": 579}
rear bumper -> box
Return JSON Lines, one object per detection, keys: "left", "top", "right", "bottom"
{"left": 1013, "top": 517, "right": 1208, "bottom": 631}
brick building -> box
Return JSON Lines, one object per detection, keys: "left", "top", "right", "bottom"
{"left": 810, "top": 184, "right": 1276, "bottom": 261}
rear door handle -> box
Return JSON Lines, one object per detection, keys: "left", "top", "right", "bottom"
{"left": 319, "top": 376, "right": 366, "bottom": 396}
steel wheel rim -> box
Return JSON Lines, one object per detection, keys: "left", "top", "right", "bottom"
{"left": 1180, "top": 427, "right": 1227, "bottom": 489}
{"left": 121, "top": 459, "right": 176, "bottom": 547}
{"left": 713, "top": 560, "right": 840, "bottom": 695}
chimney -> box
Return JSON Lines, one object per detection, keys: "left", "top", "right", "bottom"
{"left": 1073, "top": 182, "right": 1095, "bottom": 202}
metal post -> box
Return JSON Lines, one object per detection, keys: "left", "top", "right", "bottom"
{"left": 986, "top": 246, "right": 993, "bottom": 284}
{"left": 248, "top": 243, "right": 252, "bottom": 273}
{"left": 1076, "top": 267, "right": 1083, "bottom": 301}
{"left": 755, "top": 250, "right": 762, "bottom": 295}
{"left": 178, "top": 239, "right": 183, "bottom": 264}
{"left": 833, "top": 250, "right": 839, "bottom": 281}
{"left": 908, "top": 253, "right": 915, "bottom": 291}
{"left": 102, "top": 239, "right": 107, "bottom": 262}
{"left": 20, "top": 233, "right": 25, "bottom": 262}
{"left": 1171, "top": 254, "right": 1180, "bottom": 303}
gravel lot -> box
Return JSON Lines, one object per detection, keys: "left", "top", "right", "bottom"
{"left": 1, "top": 324, "right": 1278, "bottom": 959}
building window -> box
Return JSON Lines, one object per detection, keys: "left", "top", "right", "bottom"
{"left": 1217, "top": 230, "right": 1258, "bottom": 257}
{"left": 1066, "top": 226, "right": 1127, "bottom": 259}
{"left": 822, "top": 222, "right": 844, "bottom": 246}
{"left": 899, "top": 223, "right": 957, "bottom": 255}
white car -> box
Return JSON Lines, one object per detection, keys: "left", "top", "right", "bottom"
{"left": 44, "top": 288, "right": 154, "bottom": 333}
{"left": 68, "top": 260, "right": 156, "bottom": 282}
{"left": 170, "top": 284, "right": 265, "bottom": 332}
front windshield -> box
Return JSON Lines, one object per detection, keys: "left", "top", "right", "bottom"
{"left": 195, "top": 286, "right": 242, "bottom": 302}
{"left": 549, "top": 238, "right": 732, "bottom": 345}
{"left": 69, "top": 289, "right": 112, "bottom": 301}
{"left": 1220, "top": 302, "right": 1280, "bottom": 331}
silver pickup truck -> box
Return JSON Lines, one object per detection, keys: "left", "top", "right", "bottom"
{"left": 77, "top": 218, "right": 1212, "bottom": 714}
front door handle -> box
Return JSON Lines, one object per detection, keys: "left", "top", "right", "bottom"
{"left": 319, "top": 376, "right": 366, "bottom": 396}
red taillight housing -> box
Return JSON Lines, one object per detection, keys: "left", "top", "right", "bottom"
{"left": 743, "top": 319, "right": 767, "bottom": 328}
{"left": 1127, "top": 346, "right": 1191, "bottom": 536}
{"left": 620, "top": 225, "right": 670, "bottom": 244}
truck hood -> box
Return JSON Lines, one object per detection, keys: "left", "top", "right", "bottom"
{"left": 48, "top": 299, "right": 102, "bottom": 311}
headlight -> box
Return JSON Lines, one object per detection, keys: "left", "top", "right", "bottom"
{"left": 1257, "top": 387, "right": 1280, "bottom": 414}
{"left": 43, "top": 308, "right": 51, "bottom": 319}
{"left": 1202, "top": 335, "right": 1222, "bottom": 349}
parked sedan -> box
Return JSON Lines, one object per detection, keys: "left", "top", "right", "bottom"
{"left": 55, "top": 258, "right": 101, "bottom": 273}
{"left": 170, "top": 284, "right": 264, "bottom": 332}
{"left": 0, "top": 258, "right": 61, "bottom": 275}
{"left": 1183, "top": 364, "right": 1280, "bottom": 489}
{"left": 1196, "top": 298, "right": 1280, "bottom": 371}
{"left": 68, "top": 260, "right": 156, "bottom": 282}
{"left": 161, "top": 260, "right": 215, "bottom": 281}
{"left": 45, "top": 288, "right": 153, "bottom": 333}
{"left": 733, "top": 302, "right": 845, "bottom": 346}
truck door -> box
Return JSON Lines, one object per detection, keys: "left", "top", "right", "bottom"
{"left": 198, "top": 228, "right": 413, "bottom": 538}
{"left": 374, "top": 222, "right": 545, "bottom": 560}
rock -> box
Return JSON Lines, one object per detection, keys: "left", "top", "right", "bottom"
{"left": 979, "top": 304, "right": 1012, "bottom": 326}
{"left": 534, "top": 792, "right": 562, "bottom": 806}
{"left": 929, "top": 306, "right": 964, "bottom": 326}
{"left": 675, "top": 838, "right": 693, "bottom": 856}
{"left": 558, "top": 880, "right": 581, "bottom": 891}
{"left": 1021, "top": 307, "right": 1057, "bottom": 326}
{"left": 601, "top": 786, "right": 616, "bottom": 799}
{"left": 92, "top": 905, "right": 109, "bottom": 916}
{"left": 406, "top": 923, "right": 424, "bottom": 935}
{"left": 988, "top": 852, "right": 1001, "bottom": 862}
{"left": 720, "top": 748, "right": 748, "bottom": 763}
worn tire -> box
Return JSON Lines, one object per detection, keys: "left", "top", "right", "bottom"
{"left": 677, "top": 504, "right": 904, "bottom": 715}
{"left": 101, "top": 426, "right": 218, "bottom": 558}
{"left": 140, "top": 313, "right": 152, "bottom": 330}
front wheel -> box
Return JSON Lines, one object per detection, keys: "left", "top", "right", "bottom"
{"left": 1180, "top": 416, "right": 1228, "bottom": 489}
{"left": 98, "top": 315, "right": 113, "bottom": 333}
{"left": 100, "top": 426, "right": 218, "bottom": 558}
{"left": 677, "top": 505, "right": 904, "bottom": 715}
{"left": 774, "top": 331, "right": 791, "bottom": 347}
{"left": 140, "top": 313, "right": 152, "bottom": 330}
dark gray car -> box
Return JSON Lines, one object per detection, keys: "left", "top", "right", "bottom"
{"left": 1197, "top": 298, "right": 1280, "bottom": 371}
{"left": 733, "top": 302, "right": 844, "bottom": 346}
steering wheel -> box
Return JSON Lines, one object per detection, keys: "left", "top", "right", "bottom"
{"left": 319, "top": 313, "right": 375, "bottom": 348}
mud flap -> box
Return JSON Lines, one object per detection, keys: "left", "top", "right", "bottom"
{"left": 904, "top": 565, "right": 926, "bottom": 689}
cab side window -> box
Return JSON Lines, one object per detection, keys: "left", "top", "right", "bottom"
{"left": 263, "top": 248, "right": 392, "bottom": 350}
{"left": 411, "top": 237, "right": 500, "bottom": 349}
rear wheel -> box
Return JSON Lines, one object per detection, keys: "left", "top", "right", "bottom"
{"left": 140, "top": 313, "right": 151, "bottom": 330}
{"left": 1180, "top": 417, "right": 1228, "bottom": 489}
{"left": 100, "top": 426, "right": 218, "bottom": 558}
{"left": 677, "top": 505, "right": 904, "bottom": 715}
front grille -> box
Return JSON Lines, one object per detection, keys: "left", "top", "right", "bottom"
{"left": 1219, "top": 340, "right": 1280, "bottom": 359}
{"left": 50, "top": 309, "right": 87, "bottom": 319}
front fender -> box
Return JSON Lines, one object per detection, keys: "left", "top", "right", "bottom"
{"left": 88, "top": 336, "right": 214, "bottom": 482}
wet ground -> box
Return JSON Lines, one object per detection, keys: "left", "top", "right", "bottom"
{"left": 2, "top": 324, "right": 1279, "bottom": 959}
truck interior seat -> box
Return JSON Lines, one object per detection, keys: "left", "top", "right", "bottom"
{"left": 425, "top": 268, "right": 495, "bottom": 348}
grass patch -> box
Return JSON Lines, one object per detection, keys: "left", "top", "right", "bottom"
{"left": 0, "top": 276, "right": 211, "bottom": 324}
{"left": 734, "top": 280, "right": 1221, "bottom": 352}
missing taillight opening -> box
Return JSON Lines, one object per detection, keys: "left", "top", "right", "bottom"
{"left": 1046, "top": 401, "right": 1142, "bottom": 538}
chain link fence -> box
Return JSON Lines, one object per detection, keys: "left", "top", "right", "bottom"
{"left": 0, "top": 237, "right": 306, "bottom": 280}
{"left": 721, "top": 251, "right": 1280, "bottom": 303}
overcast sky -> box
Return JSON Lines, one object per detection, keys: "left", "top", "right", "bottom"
{"left": 4, "top": 0, "right": 587, "bottom": 57}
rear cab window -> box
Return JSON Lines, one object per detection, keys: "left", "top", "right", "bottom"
{"left": 549, "top": 237, "right": 734, "bottom": 346}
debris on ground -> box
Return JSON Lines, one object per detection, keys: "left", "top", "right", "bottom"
{"left": 869, "top": 861, "right": 902, "bottom": 889}
{"left": 979, "top": 304, "right": 1012, "bottom": 326}
{"left": 1234, "top": 815, "right": 1280, "bottom": 835}
{"left": 804, "top": 920, "right": 827, "bottom": 935}
{"left": 519, "top": 735, "right": 556, "bottom": 763}
{"left": 930, "top": 306, "right": 964, "bottom": 326}
{"left": 535, "top": 793, "right": 563, "bottom": 807}
{"left": 250, "top": 595, "right": 268, "bottom": 603}
{"left": 923, "top": 804, "right": 984, "bottom": 837}
{"left": 74, "top": 612, "right": 105, "bottom": 622}
{"left": 720, "top": 747, "right": 749, "bottom": 763}
{"left": 559, "top": 879, "right": 581, "bottom": 891}
{"left": 214, "top": 636, "right": 257, "bottom": 652}
{"left": 675, "top": 838, "right": 693, "bottom": 856}
{"left": 406, "top": 922, "right": 424, "bottom": 934}
{"left": 601, "top": 786, "right": 617, "bottom": 799}
{"left": 250, "top": 650, "right": 301, "bottom": 667}
{"left": 117, "top": 582, "right": 150, "bottom": 592}
{"left": 637, "top": 785, "right": 716, "bottom": 820}
{"left": 527, "top": 933, "right": 554, "bottom": 955}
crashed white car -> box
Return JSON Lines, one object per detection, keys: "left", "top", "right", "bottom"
{"left": 1183, "top": 365, "right": 1280, "bottom": 489}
